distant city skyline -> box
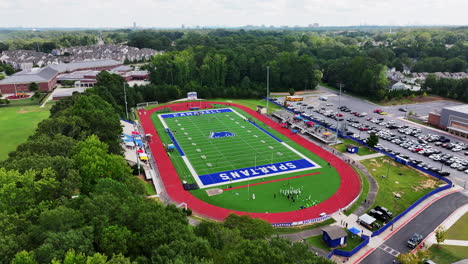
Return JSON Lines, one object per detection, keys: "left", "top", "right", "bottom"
{"left": 0, "top": 0, "right": 467, "bottom": 28}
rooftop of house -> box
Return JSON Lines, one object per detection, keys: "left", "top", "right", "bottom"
{"left": 321, "top": 226, "right": 347, "bottom": 240}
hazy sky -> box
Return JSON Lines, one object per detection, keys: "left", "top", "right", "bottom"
{"left": 0, "top": 0, "right": 467, "bottom": 28}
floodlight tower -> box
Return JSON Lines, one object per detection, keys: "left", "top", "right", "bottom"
{"left": 266, "top": 66, "right": 270, "bottom": 113}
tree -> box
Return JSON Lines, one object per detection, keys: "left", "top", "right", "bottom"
{"left": 396, "top": 249, "right": 430, "bottom": 264}
{"left": 288, "top": 88, "right": 295, "bottom": 96}
{"left": 98, "top": 226, "right": 132, "bottom": 256}
{"left": 366, "top": 132, "right": 379, "bottom": 148}
{"left": 11, "top": 251, "right": 38, "bottom": 264}
{"left": 435, "top": 226, "right": 447, "bottom": 246}
{"left": 29, "top": 82, "right": 39, "bottom": 92}
{"left": 223, "top": 214, "right": 273, "bottom": 240}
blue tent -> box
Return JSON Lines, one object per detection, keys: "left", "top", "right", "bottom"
{"left": 348, "top": 227, "right": 360, "bottom": 235}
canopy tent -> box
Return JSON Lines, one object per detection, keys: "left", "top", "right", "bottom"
{"left": 137, "top": 149, "right": 145, "bottom": 153}
{"left": 280, "top": 122, "right": 287, "bottom": 128}
{"left": 292, "top": 129, "right": 298, "bottom": 134}
{"left": 358, "top": 214, "right": 376, "bottom": 225}
{"left": 125, "top": 141, "right": 135, "bottom": 147}
{"left": 323, "top": 132, "right": 331, "bottom": 136}
{"left": 134, "top": 139, "right": 144, "bottom": 147}
{"left": 139, "top": 153, "right": 148, "bottom": 161}
{"left": 348, "top": 227, "right": 361, "bottom": 235}
{"left": 294, "top": 115, "right": 303, "bottom": 120}
{"left": 122, "top": 134, "right": 134, "bottom": 142}
{"left": 306, "top": 121, "right": 314, "bottom": 126}
{"left": 131, "top": 131, "right": 140, "bottom": 135}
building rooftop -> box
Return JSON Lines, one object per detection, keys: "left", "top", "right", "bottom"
{"left": 321, "top": 226, "right": 347, "bottom": 240}
{"left": 443, "top": 104, "right": 468, "bottom": 114}
{"left": 0, "top": 66, "right": 58, "bottom": 84}
{"left": 49, "top": 59, "right": 121, "bottom": 73}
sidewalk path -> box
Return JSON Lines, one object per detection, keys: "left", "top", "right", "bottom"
{"left": 424, "top": 203, "right": 468, "bottom": 247}
{"left": 344, "top": 152, "right": 385, "bottom": 161}
{"left": 441, "top": 239, "right": 468, "bottom": 246}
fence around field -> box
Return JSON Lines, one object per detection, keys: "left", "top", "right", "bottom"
{"left": 266, "top": 98, "right": 454, "bottom": 257}
{"left": 326, "top": 235, "right": 370, "bottom": 259}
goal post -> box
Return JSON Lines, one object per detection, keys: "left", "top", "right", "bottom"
{"left": 136, "top": 101, "right": 159, "bottom": 109}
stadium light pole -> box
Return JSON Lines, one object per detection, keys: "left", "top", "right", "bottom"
{"left": 266, "top": 66, "right": 270, "bottom": 114}
{"left": 123, "top": 82, "right": 129, "bottom": 120}
{"left": 334, "top": 83, "right": 343, "bottom": 144}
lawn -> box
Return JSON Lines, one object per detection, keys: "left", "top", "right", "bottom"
{"left": 446, "top": 212, "right": 468, "bottom": 240}
{"left": 0, "top": 104, "right": 51, "bottom": 160}
{"left": 345, "top": 166, "right": 370, "bottom": 216}
{"left": 306, "top": 230, "right": 364, "bottom": 251}
{"left": 8, "top": 94, "right": 45, "bottom": 106}
{"left": 151, "top": 106, "right": 341, "bottom": 213}
{"left": 361, "top": 156, "right": 442, "bottom": 221}
{"left": 333, "top": 138, "right": 376, "bottom": 156}
{"left": 428, "top": 245, "right": 468, "bottom": 264}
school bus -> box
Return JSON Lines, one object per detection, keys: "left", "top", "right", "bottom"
{"left": 285, "top": 96, "right": 303, "bottom": 102}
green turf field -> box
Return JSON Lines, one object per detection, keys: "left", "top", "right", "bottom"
{"left": 151, "top": 106, "right": 341, "bottom": 213}
{"left": 161, "top": 109, "right": 311, "bottom": 178}
{"left": 0, "top": 104, "right": 51, "bottom": 160}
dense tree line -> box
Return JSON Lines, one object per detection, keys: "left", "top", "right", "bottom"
{"left": 423, "top": 74, "right": 468, "bottom": 101}
{"left": 0, "top": 90, "right": 333, "bottom": 263}
{"left": 0, "top": 31, "right": 97, "bottom": 53}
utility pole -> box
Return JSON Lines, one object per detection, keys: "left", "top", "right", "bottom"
{"left": 123, "top": 82, "right": 129, "bottom": 120}
{"left": 335, "top": 83, "right": 343, "bottom": 144}
{"left": 266, "top": 66, "right": 270, "bottom": 113}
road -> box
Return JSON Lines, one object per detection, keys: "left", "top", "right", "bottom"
{"left": 282, "top": 86, "right": 468, "bottom": 187}
{"left": 360, "top": 191, "right": 468, "bottom": 264}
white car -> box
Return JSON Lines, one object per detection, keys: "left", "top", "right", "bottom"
{"left": 319, "top": 96, "right": 328, "bottom": 101}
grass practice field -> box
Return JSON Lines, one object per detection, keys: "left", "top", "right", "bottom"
{"left": 0, "top": 104, "right": 50, "bottom": 160}
{"left": 152, "top": 106, "right": 341, "bottom": 213}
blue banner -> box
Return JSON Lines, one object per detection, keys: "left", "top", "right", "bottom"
{"left": 199, "top": 159, "right": 315, "bottom": 186}
{"left": 161, "top": 108, "right": 232, "bottom": 118}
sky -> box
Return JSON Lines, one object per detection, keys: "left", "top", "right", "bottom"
{"left": 0, "top": 0, "right": 467, "bottom": 28}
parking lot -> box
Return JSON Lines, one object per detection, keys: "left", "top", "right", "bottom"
{"left": 274, "top": 87, "right": 468, "bottom": 187}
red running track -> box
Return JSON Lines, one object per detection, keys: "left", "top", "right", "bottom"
{"left": 138, "top": 101, "right": 360, "bottom": 224}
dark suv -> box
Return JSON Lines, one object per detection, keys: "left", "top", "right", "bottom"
{"left": 407, "top": 233, "right": 423, "bottom": 248}
{"left": 375, "top": 206, "right": 393, "bottom": 218}
{"left": 369, "top": 209, "right": 389, "bottom": 221}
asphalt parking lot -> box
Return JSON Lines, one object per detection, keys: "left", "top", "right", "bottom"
{"left": 275, "top": 87, "right": 468, "bottom": 187}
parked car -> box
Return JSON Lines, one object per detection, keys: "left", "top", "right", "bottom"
{"left": 319, "top": 96, "right": 328, "bottom": 101}
{"left": 375, "top": 206, "right": 393, "bottom": 218}
{"left": 369, "top": 209, "right": 389, "bottom": 221}
{"left": 407, "top": 233, "right": 423, "bottom": 248}
{"left": 399, "top": 108, "right": 407, "bottom": 112}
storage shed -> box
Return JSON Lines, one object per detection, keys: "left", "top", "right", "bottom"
{"left": 321, "top": 226, "right": 347, "bottom": 248}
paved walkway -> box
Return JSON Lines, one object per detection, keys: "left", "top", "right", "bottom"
{"left": 344, "top": 152, "right": 385, "bottom": 161}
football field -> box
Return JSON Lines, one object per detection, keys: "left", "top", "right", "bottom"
{"left": 152, "top": 106, "right": 341, "bottom": 213}
{"left": 159, "top": 108, "right": 319, "bottom": 188}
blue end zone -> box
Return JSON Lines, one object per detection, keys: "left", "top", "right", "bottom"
{"left": 166, "top": 128, "right": 185, "bottom": 156}
{"left": 198, "top": 159, "right": 315, "bottom": 186}
{"left": 248, "top": 120, "right": 283, "bottom": 143}
{"left": 161, "top": 108, "right": 232, "bottom": 118}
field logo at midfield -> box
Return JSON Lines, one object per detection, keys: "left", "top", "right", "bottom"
{"left": 209, "top": 131, "right": 235, "bottom": 139}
